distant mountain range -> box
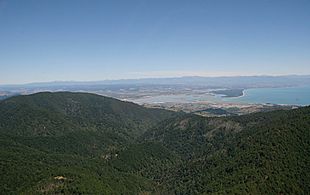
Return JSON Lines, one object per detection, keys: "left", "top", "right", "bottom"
{"left": 0, "top": 92, "right": 309, "bottom": 194}
{"left": 1, "top": 75, "right": 310, "bottom": 90}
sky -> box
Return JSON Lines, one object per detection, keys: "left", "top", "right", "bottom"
{"left": 0, "top": 0, "right": 309, "bottom": 84}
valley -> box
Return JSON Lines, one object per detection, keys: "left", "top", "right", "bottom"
{"left": 0, "top": 92, "right": 309, "bottom": 194}
{"left": 2, "top": 1, "right": 309, "bottom": 194}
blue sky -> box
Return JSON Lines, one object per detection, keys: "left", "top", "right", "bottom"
{"left": 0, "top": 0, "right": 309, "bottom": 84}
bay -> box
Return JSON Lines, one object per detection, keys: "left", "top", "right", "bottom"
{"left": 224, "top": 86, "right": 310, "bottom": 105}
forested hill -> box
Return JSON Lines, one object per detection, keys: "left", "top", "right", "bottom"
{"left": 0, "top": 92, "right": 309, "bottom": 194}
{"left": 141, "top": 107, "right": 310, "bottom": 194}
{"left": 0, "top": 92, "right": 175, "bottom": 137}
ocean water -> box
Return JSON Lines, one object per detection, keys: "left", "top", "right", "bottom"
{"left": 224, "top": 86, "right": 310, "bottom": 105}
{"left": 131, "top": 86, "right": 310, "bottom": 106}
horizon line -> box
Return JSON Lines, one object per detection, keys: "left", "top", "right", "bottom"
{"left": 1, "top": 74, "right": 310, "bottom": 86}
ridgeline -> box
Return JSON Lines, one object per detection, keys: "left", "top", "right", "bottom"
{"left": 0, "top": 92, "right": 309, "bottom": 194}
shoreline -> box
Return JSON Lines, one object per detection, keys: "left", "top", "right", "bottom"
{"left": 211, "top": 88, "right": 245, "bottom": 98}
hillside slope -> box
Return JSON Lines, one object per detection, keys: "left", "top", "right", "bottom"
{"left": 0, "top": 92, "right": 309, "bottom": 194}
{"left": 142, "top": 107, "right": 310, "bottom": 194}
{"left": 0, "top": 92, "right": 174, "bottom": 137}
{"left": 0, "top": 92, "right": 177, "bottom": 194}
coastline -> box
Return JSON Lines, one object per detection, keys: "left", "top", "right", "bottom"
{"left": 211, "top": 88, "right": 245, "bottom": 98}
{"left": 223, "top": 86, "right": 310, "bottom": 106}
{"left": 230, "top": 89, "right": 246, "bottom": 98}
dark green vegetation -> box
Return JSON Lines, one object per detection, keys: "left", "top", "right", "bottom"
{"left": 0, "top": 92, "right": 20, "bottom": 101}
{"left": 211, "top": 88, "right": 244, "bottom": 97}
{"left": 0, "top": 95, "right": 10, "bottom": 100}
{"left": 194, "top": 108, "right": 232, "bottom": 116}
{"left": 0, "top": 92, "right": 309, "bottom": 194}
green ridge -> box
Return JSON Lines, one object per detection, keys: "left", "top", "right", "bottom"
{"left": 0, "top": 92, "right": 309, "bottom": 194}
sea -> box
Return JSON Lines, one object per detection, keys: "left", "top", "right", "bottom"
{"left": 224, "top": 86, "right": 310, "bottom": 106}
{"left": 132, "top": 86, "right": 310, "bottom": 106}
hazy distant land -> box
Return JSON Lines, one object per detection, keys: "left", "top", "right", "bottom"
{"left": 1, "top": 75, "right": 309, "bottom": 117}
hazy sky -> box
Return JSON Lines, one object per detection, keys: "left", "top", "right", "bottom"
{"left": 0, "top": 0, "right": 309, "bottom": 84}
